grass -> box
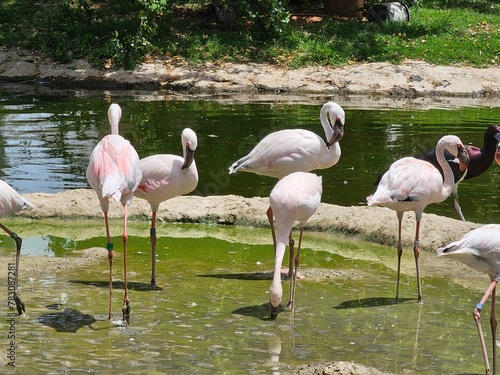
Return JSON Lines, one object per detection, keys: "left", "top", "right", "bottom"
{"left": 0, "top": 0, "right": 498, "bottom": 69}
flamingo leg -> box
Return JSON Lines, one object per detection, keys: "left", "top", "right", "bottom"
{"left": 122, "top": 204, "right": 130, "bottom": 325}
{"left": 290, "top": 226, "right": 304, "bottom": 312}
{"left": 150, "top": 210, "right": 158, "bottom": 288}
{"left": 414, "top": 220, "right": 423, "bottom": 304}
{"left": 395, "top": 213, "right": 403, "bottom": 304}
{"left": 0, "top": 223, "right": 25, "bottom": 316}
{"left": 266, "top": 206, "right": 276, "bottom": 252}
{"left": 473, "top": 279, "right": 498, "bottom": 375}
{"left": 452, "top": 188, "right": 465, "bottom": 221}
{"left": 287, "top": 230, "right": 295, "bottom": 307}
{"left": 104, "top": 211, "right": 113, "bottom": 321}
{"left": 491, "top": 284, "right": 497, "bottom": 375}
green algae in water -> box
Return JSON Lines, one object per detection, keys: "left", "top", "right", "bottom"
{"left": 0, "top": 223, "right": 490, "bottom": 374}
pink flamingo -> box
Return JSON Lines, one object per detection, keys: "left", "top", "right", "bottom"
{"left": 437, "top": 224, "right": 500, "bottom": 375}
{"left": 1, "top": 180, "right": 33, "bottom": 316}
{"left": 86, "top": 103, "right": 142, "bottom": 324}
{"left": 367, "top": 135, "right": 469, "bottom": 303}
{"left": 410, "top": 125, "right": 500, "bottom": 220}
{"left": 269, "top": 171, "right": 322, "bottom": 319}
{"left": 134, "top": 128, "right": 198, "bottom": 288}
{"left": 229, "top": 101, "right": 344, "bottom": 248}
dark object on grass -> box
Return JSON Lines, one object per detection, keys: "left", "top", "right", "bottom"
{"left": 367, "top": 1, "right": 410, "bottom": 23}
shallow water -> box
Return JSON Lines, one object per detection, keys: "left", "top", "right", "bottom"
{"left": 1, "top": 89, "right": 499, "bottom": 373}
{"left": 0, "top": 221, "right": 492, "bottom": 374}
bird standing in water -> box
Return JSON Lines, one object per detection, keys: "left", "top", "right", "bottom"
{"left": 86, "top": 103, "right": 142, "bottom": 325}
{"left": 0, "top": 179, "right": 33, "bottom": 316}
{"left": 229, "top": 102, "right": 344, "bottom": 249}
{"left": 437, "top": 224, "right": 500, "bottom": 375}
{"left": 410, "top": 125, "right": 500, "bottom": 220}
{"left": 268, "top": 171, "right": 322, "bottom": 319}
{"left": 367, "top": 135, "right": 469, "bottom": 303}
{"left": 134, "top": 128, "right": 198, "bottom": 288}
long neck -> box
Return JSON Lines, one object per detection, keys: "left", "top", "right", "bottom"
{"left": 436, "top": 145, "right": 456, "bottom": 197}
{"left": 320, "top": 106, "right": 335, "bottom": 144}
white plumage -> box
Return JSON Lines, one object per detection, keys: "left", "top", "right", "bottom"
{"left": 269, "top": 171, "right": 322, "bottom": 319}
{"left": 134, "top": 128, "right": 198, "bottom": 287}
{"left": 437, "top": 224, "right": 500, "bottom": 375}
{"left": 367, "top": 135, "right": 469, "bottom": 303}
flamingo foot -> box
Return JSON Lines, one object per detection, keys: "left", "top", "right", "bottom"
{"left": 122, "top": 299, "right": 130, "bottom": 325}
{"left": 14, "top": 293, "right": 25, "bottom": 316}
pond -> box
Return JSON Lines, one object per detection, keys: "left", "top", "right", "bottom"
{"left": 1, "top": 86, "right": 500, "bottom": 374}
{"left": 0, "top": 86, "right": 499, "bottom": 223}
{"left": 0, "top": 220, "right": 491, "bottom": 374}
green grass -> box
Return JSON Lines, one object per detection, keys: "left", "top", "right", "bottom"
{"left": 0, "top": 0, "right": 498, "bottom": 68}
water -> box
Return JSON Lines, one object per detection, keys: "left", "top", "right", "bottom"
{"left": 0, "top": 220, "right": 490, "bottom": 374}
{"left": 1, "top": 87, "right": 500, "bottom": 373}
{"left": 0, "top": 88, "right": 499, "bottom": 223}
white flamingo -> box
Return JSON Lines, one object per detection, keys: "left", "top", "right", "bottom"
{"left": 437, "top": 224, "right": 500, "bottom": 375}
{"left": 229, "top": 101, "right": 344, "bottom": 248}
{"left": 269, "top": 171, "right": 322, "bottom": 319}
{"left": 86, "top": 103, "right": 142, "bottom": 325}
{"left": 0, "top": 180, "right": 33, "bottom": 316}
{"left": 134, "top": 128, "right": 198, "bottom": 288}
{"left": 367, "top": 135, "right": 469, "bottom": 303}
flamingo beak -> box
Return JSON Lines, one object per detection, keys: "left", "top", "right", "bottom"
{"left": 495, "top": 133, "right": 500, "bottom": 166}
{"left": 182, "top": 145, "right": 195, "bottom": 170}
{"left": 327, "top": 118, "right": 344, "bottom": 147}
{"left": 457, "top": 144, "right": 469, "bottom": 172}
{"left": 270, "top": 303, "right": 280, "bottom": 320}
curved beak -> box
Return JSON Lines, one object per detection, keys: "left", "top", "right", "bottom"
{"left": 270, "top": 303, "right": 280, "bottom": 320}
{"left": 326, "top": 117, "right": 344, "bottom": 147}
{"left": 457, "top": 144, "right": 469, "bottom": 172}
{"left": 495, "top": 133, "right": 500, "bottom": 166}
{"left": 182, "top": 146, "right": 195, "bottom": 170}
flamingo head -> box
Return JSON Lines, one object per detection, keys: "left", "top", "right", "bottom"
{"left": 457, "top": 143, "right": 470, "bottom": 172}
{"left": 495, "top": 133, "right": 500, "bottom": 167}
{"left": 181, "top": 128, "right": 198, "bottom": 170}
{"left": 327, "top": 116, "right": 345, "bottom": 147}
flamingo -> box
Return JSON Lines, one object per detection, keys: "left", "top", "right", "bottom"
{"left": 134, "top": 128, "right": 198, "bottom": 288}
{"left": 414, "top": 125, "right": 500, "bottom": 220}
{"left": 437, "top": 224, "right": 500, "bottom": 375}
{"left": 86, "top": 103, "right": 142, "bottom": 325}
{"left": 229, "top": 101, "right": 344, "bottom": 248}
{"left": 269, "top": 171, "right": 322, "bottom": 319}
{"left": 376, "top": 125, "right": 500, "bottom": 221}
{"left": 1, "top": 180, "right": 33, "bottom": 316}
{"left": 367, "top": 135, "right": 469, "bottom": 303}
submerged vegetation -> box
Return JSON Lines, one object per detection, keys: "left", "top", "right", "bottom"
{"left": 0, "top": 0, "right": 498, "bottom": 69}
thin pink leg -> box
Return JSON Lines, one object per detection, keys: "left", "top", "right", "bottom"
{"left": 414, "top": 220, "right": 422, "bottom": 304}
{"left": 104, "top": 211, "right": 113, "bottom": 321}
{"left": 0, "top": 223, "right": 25, "bottom": 316}
{"left": 287, "top": 230, "right": 295, "bottom": 307}
{"left": 266, "top": 206, "right": 276, "bottom": 252}
{"left": 473, "top": 279, "right": 497, "bottom": 375}
{"left": 395, "top": 215, "right": 403, "bottom": 303}
{"left": 122, "top": 205, "right": 130, "bottom": 325}
{"left": 150, "top": 210, "right": 158, "bottom": 287}
{"left": 290, "top": 226, "right": 304, "bottom": 312}
{"left": 491, "top": 284, "right": 497, "bottom": 375}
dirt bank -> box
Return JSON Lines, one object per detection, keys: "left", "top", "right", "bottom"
{"left": 2, "top": 49, "right": 500, "bottom": 100}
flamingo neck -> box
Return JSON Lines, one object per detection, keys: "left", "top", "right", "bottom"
{"left": 320, "top": 106, "right": 335, "bottom": 143}
{"left": 270, "top": 239, "right": 287, "bottom": 308}
{"left": 436, "top": 144, "right": 455, "bottom": 198}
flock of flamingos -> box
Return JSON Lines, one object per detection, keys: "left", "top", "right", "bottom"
{"left": 3, "top": 101, "right": 500, "bottom": 374}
